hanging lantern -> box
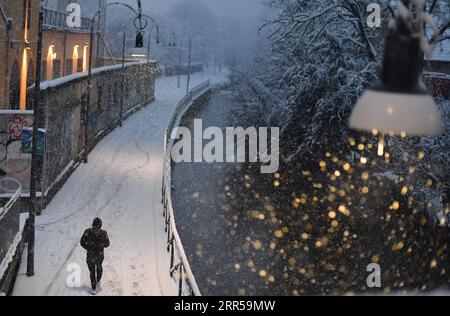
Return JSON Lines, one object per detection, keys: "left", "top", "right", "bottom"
{"left": 349, "top": 1, "right": 443, "bottom": 137}
{"left": 130, "top": 31, "right": 147, "bottom": 59}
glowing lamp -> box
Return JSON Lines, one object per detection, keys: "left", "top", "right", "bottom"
{"left": 350, "top": 5, "right": 443, "bottom": 137}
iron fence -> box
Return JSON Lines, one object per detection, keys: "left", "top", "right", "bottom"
{"left": 0, "top": 188, "right": 21, "bottom": 266}
{"left": 162, "top": 80, "right": 211, "bottom": 296}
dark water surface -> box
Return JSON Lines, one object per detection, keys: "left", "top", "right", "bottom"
{"left": 171, "top": 88, "right": 450, "bottom": 296}
{"left": 171, "top": 89, "right": 280, "bottom": 295}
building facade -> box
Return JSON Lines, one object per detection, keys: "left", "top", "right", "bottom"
{"left": 0, "top": 0, "right": 39, "bottom": 110}
{"left": 0, "top": 0, "right": 103, "bottom": 110}
{"left": 41, "top": 0, "right": 92, "bottom": 83}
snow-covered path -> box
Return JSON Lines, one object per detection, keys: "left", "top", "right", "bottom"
{"left": 12, "top": 70, "right": 229, "bottom": 296}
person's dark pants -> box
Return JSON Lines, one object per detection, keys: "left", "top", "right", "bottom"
{"left": 87, "top": 254, "right": 104, "bottom": 290}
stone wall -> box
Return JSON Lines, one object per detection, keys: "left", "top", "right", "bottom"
{"left": 27, "top": 61, "right": 157, "bottom": 205}
{"left": 0, "top": 111, "right": 34, "bottom": 196}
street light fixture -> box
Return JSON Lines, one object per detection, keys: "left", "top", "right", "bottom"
{"left": 349, "top": 0, "right": 443, "bottom": 137}
{"left": 130, "top": 31, "right": 149, "bottom": 59}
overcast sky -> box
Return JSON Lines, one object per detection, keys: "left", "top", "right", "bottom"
{"left": 114, "top": 0, "right": 265, "bottom": 21}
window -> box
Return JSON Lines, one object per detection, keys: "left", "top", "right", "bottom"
{"left": 66, "top": 59, "right": 73, "bottom": 75}
{"left": 53, "top": 60, "right": 61, "bottom": 79}
{"left": 77, "top": 59, "right": 83, "bottom": 72}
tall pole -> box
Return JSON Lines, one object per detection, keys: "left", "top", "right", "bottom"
{"left": 27, "top": 0, "right": 45, "bottom": 277}
{"left": 84, "top": 22, "right": 95, "bottom": 164}
{"left": 120, "top": 32, "right": 126, "bottom": 127}
{"left": 177, "top": 40, "right": 182, "bottom": 89}
{"left": 81, "top": 1, "right": 156, "bottom": 164}
{"left": 213, "top": 48, "right": 217, "bottom": 76}
{"left": 186, "top": 37, "right": 192, "bottom": 94}
{"left": 96, "top": 0, "right": 107, "bottom": 67}
{"left": 147, "top": 31, "right": 151, "bottom": 63}
{"left": 201, "top": 44, "right": 205, "bottom": 78}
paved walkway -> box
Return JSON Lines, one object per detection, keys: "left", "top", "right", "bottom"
{"left": 13, "top": 70, "right": 229, "bottom": 296}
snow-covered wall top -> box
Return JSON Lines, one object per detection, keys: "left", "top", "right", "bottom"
{"left": 28, "top": 61, "right": 157, "bottom": 91}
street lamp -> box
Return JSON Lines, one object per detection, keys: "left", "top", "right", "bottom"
{"left": 27, "top": 0, "right": 45, "bottom": 277}
{"left": 201, "top": 44, "right": 205, "bottom": 78}
{"left": 213, "top": 48, "right": 217, "bottom": 76}
{"left": 146, "top": 27, "right": 164, "bottom": 62}
{"left": 84, "top": 1, "right": 159, "bottom": 163}
{"left": 349, "top": 0, "right": 443, "bottom": 137}
{"left": 130, "top": 31, "right": 147, "bottom": 59}
{"left": 177, "top": 39, "right": 183, "bottom": 89}
{"left": 130, "top": 2, "right": 160, "bottom": 61}
{"left": 173, "top": 32, "right": 193, "bottom": 92}
{"left": 186, "top": 34, "right": 192, "bottom": 94}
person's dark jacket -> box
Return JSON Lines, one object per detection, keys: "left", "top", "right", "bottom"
{"left": 80, "top": 228, "right": 110, "bottom": 259}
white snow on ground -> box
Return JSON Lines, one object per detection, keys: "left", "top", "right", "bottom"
{"left": 12, "top": 69, "right": 229, "bottom": 296}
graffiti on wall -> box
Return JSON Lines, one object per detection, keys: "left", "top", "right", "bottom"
{"left": 0, "top": 112, "right": 34, "bottom": 195}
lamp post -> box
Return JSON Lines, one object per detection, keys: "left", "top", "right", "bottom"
{"left": 147, "top": 30, "right": 151, "bottom": 63}
{"left": 27, "top": 0, "right": 45, "bottom": 277}
{"left": 201, "top": 44, "right": 205, "bottom": 78}
{"left": 168, "top": 32, "right": 177, "bottom": 67}
{"left": 84, "top": 1, "right": 158, "bottom": 164}
{"left": 213, "top": 48, "right": 217, "bottom": 76}
{"left": 175, "top": 33, "right": 192, "bottom": 92}
{"left": 177, "top": 40, "right": 182, "bottom": 89}
{"left": 186, "top": 35, "right": 192, "bottom": 94}
{"left": 349, "top": 0, "right": 443, "bottom": 137}
{"left": 145, "top": 26, "right": 162, "bottom": 63}
{"left": 120, "top": 32, "right": 126, "bottom": 128}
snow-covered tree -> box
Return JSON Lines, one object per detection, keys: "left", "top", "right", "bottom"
{"left": 229, "top": 0, "right": 449, "bottom": 223}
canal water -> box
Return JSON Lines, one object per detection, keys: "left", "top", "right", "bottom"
{"left": 171, "top": 87, "right": 450, "bottom": 296}
{"left": 171, "top": 88, "right": 285, "bottom": 296}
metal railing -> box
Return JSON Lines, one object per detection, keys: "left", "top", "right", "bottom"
{"left": 0, "top": 188, "right": 21, "bottom": 266}
{"left": 190, "top": 80, "right": 210, "bottom": 99}
{"left": 161, "top": 80, "right": 211, "bottom": 296}
{"left": 167, "top": 80, "right": 210, "bottom": 134}
{"left": 43, "top": 7, "right": 91, "bottom": 32}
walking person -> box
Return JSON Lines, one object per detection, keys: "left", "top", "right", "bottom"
{"left": 80, "top": 218, "right": 110, "bottom": 295}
